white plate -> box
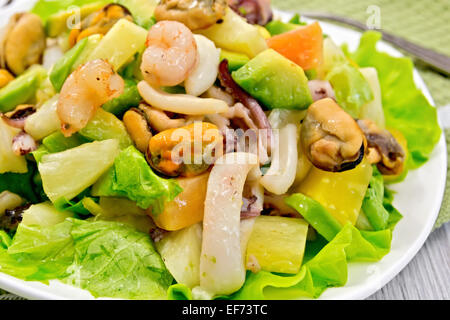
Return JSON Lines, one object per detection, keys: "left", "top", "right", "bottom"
{"left": 0, "top": 4, "right": 447, "bottom": 300}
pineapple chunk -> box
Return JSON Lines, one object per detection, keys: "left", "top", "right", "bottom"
{"left": 197, "top": 8, "right": 267, "bottom": 58}
{"left": 24, "top": 95, "right": 60, "bottom": 141}
{"left": 38, "top": 139, "right": 120, "bottom": 203}
{"left": 296, "top": 158, "right": 373, "bottom": 226}
{"left": 246, "top": 216, "right": 309, "bottom": 274}
{"left": 87, "top": 19, "right": 147, "bottom": 71}
{"left": 0, "top": 191, "right": 23, "bottom": 216}
{"left": 0, "top": 119, "right": 27, "bottom": 174}
{"left": 21, "top": 202, "right": 74, "bottom": 227}
{"left": 155, "top": 223, "right": 202, "bottom": 288}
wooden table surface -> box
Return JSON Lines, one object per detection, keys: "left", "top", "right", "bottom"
{"left": 368, "top": 223, "right": 449, "bottom": 300}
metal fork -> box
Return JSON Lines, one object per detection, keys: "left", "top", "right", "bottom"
{"left": 301, "top": 12, "right": 450, "bottom": 76}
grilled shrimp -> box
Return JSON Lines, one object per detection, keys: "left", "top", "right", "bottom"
{"left": 57, "top": 59, "right": 124, "bottom": 137}
{"left": 141, "top": 21, "right": 198, "bottom": 87}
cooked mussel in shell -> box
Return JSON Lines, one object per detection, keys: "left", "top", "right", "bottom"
{"left": 301, "top": 98, "right": 365, "bottom": 172}
{"left": 0, "top": 13, "right": 46, "bottom": 76}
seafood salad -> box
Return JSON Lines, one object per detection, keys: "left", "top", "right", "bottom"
{"left": 0, "top": 0, "right": 441, "bottom": 300}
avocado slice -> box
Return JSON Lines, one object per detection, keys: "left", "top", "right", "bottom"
{"left": 50, "top": 37, "right": 89, "bottom": 92}
{"left": 45, "top": 2, "right": 106, "bottom": 38}
{"left": 116, "top": 0, "right": 158, "bottom": 29}
{"left": 72, "top": 34, "right": 102, "bottom": 67}
{"left": 265, "top": 21, "right": 300, "bottom": 36}
{"left": 102, "top": 79, "right": 141, "bottom": 117}
{"left": 232, "top": 49, "right": 313, "bottom": 110}
{"left": 220, "top": 50, "right": 250, "bottom": 72}
{"left": 0, "top": 66, "right": 47, "bottom": 113}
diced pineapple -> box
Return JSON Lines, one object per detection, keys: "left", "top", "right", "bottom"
{"left": 155, "top": 223, "right": 202, "bottom": 288}
{"left": 0, "top": 119, "right": 27, "bottom": 174}
{"left": 38, "top": 139, "right": 120, "bottom": 203}
{"left": 359, "top": 67, "right": 385, "bottom": 128}
{"left": 197, "top": 8, "right": 267, "bottom": 58}
{"left": 0, "top": 191, "right": 23, "bottom": 216}
{"left": 87, "top": 19, "right": 147, "bottom": 71}
{"left": 21, "top": 202, "right": 74, "bottom": 227}
{"left": 24, "top": 95, "right": 60, "bottom": 141}
{"left": 296, "top": 158, "right": 373, "bottom": 226}
{"left": 79, "top": 108, "right": 132, "bottom": 149}
{"left": 245, "top": 215, "right": 309, "bottom": 274}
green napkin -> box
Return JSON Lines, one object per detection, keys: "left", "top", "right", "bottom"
{"left": 272, "top": 0, "right": 450, "bottom": 229}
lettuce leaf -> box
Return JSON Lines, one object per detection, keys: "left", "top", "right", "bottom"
{"left": 0, "top": 221, "right": 74, "bottom": 281}
{"left": 350, "top": 31, "right": 441, "bottom": 169}
{"left": 0, "top": 162, "right": 45, "bottom": 203}
{"left": 65, "top": 219, "right": 172, "bottom": 300}
{"left": 0, "top": 217, "right": 172, "bottom": 300}
{"left": 92, "top": 146, "right": 182, "bottom": 214}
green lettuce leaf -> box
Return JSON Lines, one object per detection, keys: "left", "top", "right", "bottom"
{"left": 1, "top": 216, "right": 172, "bottom": 300}
{"left": 0, "top": 162, "right": 44, "bottom": 203}
{"left": 167, "top": 284, "right": 193, "bottom": 300}
{"left": 92, "top": 146, "right": 182, "bottom": 214}
{"left": 0, "top": 220, "right": 74, "bottom": 281}
{"left": 350, "top": 31, "right": 441, "bottom": 169}
{"left": 65, "top": 219, "right": 173, "bottom": 300}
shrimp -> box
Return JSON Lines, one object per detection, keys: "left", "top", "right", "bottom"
{"left": 140, "top": 21, "right": 198, "bottom": 87}
{"left": 57, "top": 59, "right": 124, "bottom": 137}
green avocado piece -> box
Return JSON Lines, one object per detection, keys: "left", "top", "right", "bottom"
{"left": 116, "top": 0, "right": 158, "bottom": 29}
{"left": 265, "top": 20, "right": 300, "bottom": 36}
{"left": 50, "top": 34, "right": 102, "bottom": 92}
{"left": 232, "top": 49, "right": 313, "bottom": 110}
{"left": 72, "top": 34, "right": 102, "bottom": 67}
{"left": 0, "top": 66, "right": 47, "bottom": 113}
{"left": 43, "top": 131, "right": 90, "bottom": 153}
{"left": 101, "top": 79, "right": 141, "bottom": 117}
{"left": 220, "top": 49, "right": 250, "bottom": 71}
{"left": 50, "top": 37, "right": 89, "bottom": 92}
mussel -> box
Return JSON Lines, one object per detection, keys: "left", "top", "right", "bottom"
{"left": 301, "top": 98, "right": 365, "bottom": 172}
{"left": 154, "top": 0, "right": 227, "bottom": 30}
{"left": 0, "top": 13, "right": 46, "bottom": 75}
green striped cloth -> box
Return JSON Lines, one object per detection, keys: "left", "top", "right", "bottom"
{"left": 272, "top": 0, "right": 450, "bottom": 229}
{"left": 1, "top": 0, "right": 449, "bottom": 301}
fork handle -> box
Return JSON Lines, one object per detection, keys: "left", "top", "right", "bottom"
{"left": 301, "top": 12, "right": 450, "bottom": 76}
